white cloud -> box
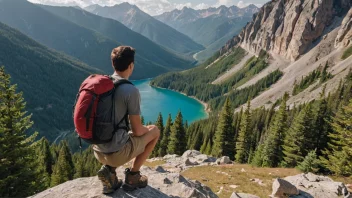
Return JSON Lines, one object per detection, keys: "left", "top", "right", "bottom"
{"left": 194, "top": 3, "right": 211, "bottom": 10}
{"left": 237, "top": 1, "right": 262, "bottom": 8}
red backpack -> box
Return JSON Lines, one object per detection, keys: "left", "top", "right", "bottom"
{"left": 73, "top": 74, "right": 132, "bottom": 145}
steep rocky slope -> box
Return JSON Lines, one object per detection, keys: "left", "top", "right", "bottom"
{"left": 217, "top": 0, "right": 352, "bottom": 110}
{"left": 220, "top": 0, "right": 351, "bottom": 61}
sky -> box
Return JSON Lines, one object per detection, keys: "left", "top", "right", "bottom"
{"left": 28, "top": 0, "right": 268, "bottom": 16}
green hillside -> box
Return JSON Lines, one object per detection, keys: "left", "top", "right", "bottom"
{"left": 41, "top": 5, "right": 194, "bottom": 70}
{"left": 0, "top": 0, "right": 192, "bottom": 79}
{"left": 151, "top": 48, "right": 281, "bottom": 111}
{"left": 0, "top": 21, "right": 100, "bottom": 141}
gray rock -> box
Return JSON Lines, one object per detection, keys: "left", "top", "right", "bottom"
{"left": 184, "top": 158, "right": 199, "bottom": 166}
{"left": 163, "top": 154, "right": 179, "bottom": 160}
{"left": 182, "top": 150, "right": 201, "bottom": 158}
{"left": 271, "top": 178, "right": 299, "bottom": 198}
{"left": 283, "top": 173, "right": 351, "bottom": 198}
{"left": 194, "top": 154, "right": 216, "bottom": 163}
{"left": 155, "top": 166, "right": 167, "bottom": 173}
{"left": 216, "top": 156, "right": 231, "bottom": 165}
{"left": 230, "top": 192, "right": 260, "bottom": 198}
{"left": 31, "top": 166, "right": 218, "bottom": 198}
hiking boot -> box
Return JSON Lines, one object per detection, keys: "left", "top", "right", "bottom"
{"left": 97, "top": 165, "right": 122, "bottom": 194}
{"left": 122, "top": 168, "right": 148, "bottom": 191}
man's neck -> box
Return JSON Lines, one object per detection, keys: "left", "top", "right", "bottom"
{"left": 114, "top": 71, "right": 129, "bottom": 79}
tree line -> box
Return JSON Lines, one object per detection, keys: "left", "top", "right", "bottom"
{"left": 188, "top": 70, "right": 352, "bottom": 176}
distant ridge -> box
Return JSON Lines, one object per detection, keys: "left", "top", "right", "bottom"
{"left": 155, "top": 5, "right": 259, "bottom": 62}
{"left": 84, "top": 3, "right": 205, "bottom": 56}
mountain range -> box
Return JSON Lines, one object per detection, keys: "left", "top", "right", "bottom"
{"left": 0, "top": 0, "right": 193, "bottom": 79}
{"left": 155, "top": 5, "right": 259, "bottom": 62}
{"left": 84, "top": 3, "right": 204, "bottom": 56}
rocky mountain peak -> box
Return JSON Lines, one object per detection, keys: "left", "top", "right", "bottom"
{"left": 220, "top": 0, "right": 351, "bottom": 61}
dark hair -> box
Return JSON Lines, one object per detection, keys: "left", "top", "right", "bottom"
{"left": 111, "top": 46, "right": 135, "bottom": 72}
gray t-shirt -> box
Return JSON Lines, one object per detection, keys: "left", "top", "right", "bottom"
{"left": 93, "top": 73, "right": 141, "bottom": 153}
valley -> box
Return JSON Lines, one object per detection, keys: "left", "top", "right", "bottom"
{"left": 1, "top": 0, "right": 352, "bottom": 197}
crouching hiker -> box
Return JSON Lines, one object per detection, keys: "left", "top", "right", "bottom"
{"left": 73, "top": 46, "right": 160, "bottom": 194}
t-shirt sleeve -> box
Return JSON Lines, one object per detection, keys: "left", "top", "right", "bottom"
{"left": 126, "top": 86, "right": 141, "bottom": 115}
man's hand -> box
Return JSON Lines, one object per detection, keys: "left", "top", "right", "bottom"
{"left": 129, "top": 115, "right": 149, "bottom": 136}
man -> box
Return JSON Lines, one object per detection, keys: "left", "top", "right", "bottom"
{"left": 93, "top": 46, "right": 160, "bottom": 194}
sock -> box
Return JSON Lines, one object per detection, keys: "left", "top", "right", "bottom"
{"left": 106, "top": 165, "right": 116, "bottom": 173}
{"left": 129, "top": 168, "right": 139, "bottom": 175}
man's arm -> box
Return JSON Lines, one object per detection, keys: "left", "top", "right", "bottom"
{"left": 129, "top": 115, "right": 149, "bottom": 137}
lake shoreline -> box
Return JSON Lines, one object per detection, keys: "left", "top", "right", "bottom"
{"left": 150, "top": 84, "right": 211, "bottom": 115}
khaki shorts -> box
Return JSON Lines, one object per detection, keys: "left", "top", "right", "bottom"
{"left": 94, "top": 135, "right": 147, "bottom": 167}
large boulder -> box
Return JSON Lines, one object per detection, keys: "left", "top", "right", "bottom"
{"left": 182, "top": 150, "right": 201, "bottom": 158}
{"left": 216, "top": 156, "right": 231, "bottom": 165}
{"left": 230, "top": 192, "right": 260, "bottom": 198}
{"left": 31, "top": 166, "right": 218, "bottom": 198}
{"left": 271, "top": 178, "right": 299, "bottom": 198}
{"left": 279, "top": 173, "right": 351, "bottom": 198}
{"left": 194, "top": 154, "right": 217, "bottom": 163}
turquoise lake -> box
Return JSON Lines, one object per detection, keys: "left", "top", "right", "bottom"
{"left": 132, "top": 79, "right": 208, "bottom": 124}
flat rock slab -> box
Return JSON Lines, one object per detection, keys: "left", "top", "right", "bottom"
{"left": 31, "top": 166, "right": 218, "bottom": 198}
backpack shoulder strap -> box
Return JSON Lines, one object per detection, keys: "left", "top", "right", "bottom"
{"left": 113, "top": 78, "right": 134, "bottom": 88}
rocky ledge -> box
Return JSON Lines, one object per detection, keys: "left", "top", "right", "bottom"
{"left": 31, "top": 150, "right": 352, "bottom": 198}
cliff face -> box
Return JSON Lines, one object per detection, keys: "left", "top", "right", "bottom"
{"left": 336, "top": 8, "right": 352, "bottom": 48}
{"left": 221, "top": 0, "right": 352, "bottom": 61}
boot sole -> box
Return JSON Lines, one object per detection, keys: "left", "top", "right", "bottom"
{"left": 122, "top": 183, "right": 147, "bottom": 192}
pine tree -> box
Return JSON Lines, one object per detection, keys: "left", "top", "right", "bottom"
{"left": 34, "top": 137, "right": 53, "bottom": 191}
{"left": 73, "top": 156, "right": 85, "bottom": 179}
{"left": 261, "top": 93, "right": 288, "bottom": 167}
{"left": 321, "top": 100, "right": 352, "bottom": 176}
{"left": 59, "top": 141, "right": 75, "bottom": 178}
{"left": 251, "top": 144, "right": 264, "bottom": 166}
{"left": 235, "top": 100, "right": 252, "bottom": 163}
{"left": 312, "top": 86, "right": 330, "bottom": 156}
{"left": 167, "top": 111, "right": 186, "bottom": 155}
{"left": 212, "top": 98, "right": 234, "bottom": 157}
{"left": 153, "top": 113, "right": 164, "bottom": 157}
{"left": 141, "top": 116, "right": 145, "bottom": 125}
{"left": 50, "top": 145, "right": 74, "bottom": 186}
{"left": 282, "top": 104, "right": 314, "bottom": 167}
{"left": 297, "top": 149, "right": 319, "bottom": 173}
{"left": 0, "top": 66, "right": 38, "bottom": 197}
{"left": 158, "top": 114, "right": 172, "bottom": 157}
{"left": 205, "top": 138, "right": 213, "bottom": 155}
{"left": 200, "top": 135, "right": 208, "bottom": 153}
